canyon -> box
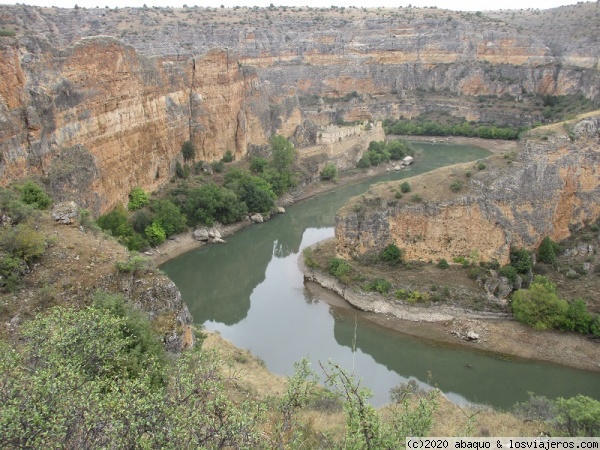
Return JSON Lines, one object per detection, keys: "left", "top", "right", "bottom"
{"left": 0, "top": 3, "right": 599, "bottom": 215}
{"left": 335, "top": 115, "right": 600, "bottom": 265}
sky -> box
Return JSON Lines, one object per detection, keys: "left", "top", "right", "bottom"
{"left": 0, "top": 0, "right": 590, "bottom": 11}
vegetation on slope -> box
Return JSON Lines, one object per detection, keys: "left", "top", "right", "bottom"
{"left": 95, "top": 135, "right": 298, "bottom": 251}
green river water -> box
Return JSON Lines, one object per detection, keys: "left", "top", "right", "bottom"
{"left": 161, "top": 143, "right": 600, "bottom": 408}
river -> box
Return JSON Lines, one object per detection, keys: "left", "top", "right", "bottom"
{"left": 161, "top": 142, "right": 600, "bottom": 408}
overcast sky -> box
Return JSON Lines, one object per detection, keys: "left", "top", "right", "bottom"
{"left": 1, "top": 0, "right": 591, "bottom": 11}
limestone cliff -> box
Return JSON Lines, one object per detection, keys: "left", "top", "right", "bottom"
{"left": 0, "top": 4, "right": 599, "bottom": 214}
{"left": 335, "top": 115, "right": 600, "bottom": 265}
{"left": 0, "top": 36, "right": 271, "bottom": 214}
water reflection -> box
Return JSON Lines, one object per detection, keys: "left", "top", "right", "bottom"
{"left": 161, "top": 143, "right": 600, "bottom": 408}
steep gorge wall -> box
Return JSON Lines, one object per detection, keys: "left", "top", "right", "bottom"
{"left": 0, "top": 4, "right": 599, "bottom": 214}
{"left": 335, "top": 116, "right": 600, "bottom": 265}
{"left": 0, "top": 36, "right": 271, "bottom": 214}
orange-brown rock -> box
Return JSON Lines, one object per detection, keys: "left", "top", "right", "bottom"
{"left": 335, "top": 115, "right": 600, "bottom": 265}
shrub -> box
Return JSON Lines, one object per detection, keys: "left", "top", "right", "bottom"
{"left": 128, "top": 187, "right": 150, "bottom": 211}
{"left": 175, "top": 161, "right": 186, "bottom": 178}
{"left": 450, "top": 180, "right": 463, "bottom": 192}
{"left": 380, "top": 243, "right": 403, "bottom": 264}
{"left": 537, "top": 236, "right": 559, "bottom": 267}
{"left": 437, "top": 258, "right": 449, "bottom": 269}
{"left": 224, "top": 169, "right": 276, "bottom": 214}
{"left": 357, "top": 154, "right": 371, "bottom": 168}
{"left": 125, "top": 232, "right": 149, "bottom": 252}
{"left": 115, "top": 254, "right": 153, "bottom": 275}
{"left": 97, "top": 203, "right": 133, "bottom": 238}
{"left": 132, "top": 208, "right": 153, "bottom": 234}
{"left": 410, "top": 194, "right": 423, "bottom": 203}
{"left": 250, "top": 157, "right": 268, "bottom": 173}
{"left": 364, "top": 278, "right": 392, "bottom": 294}
{"left": 477, "top": 162, "right": 486, "bottom": 170}
{"left": 145, "top": 222, "right": 166, "bottom": 246}
{"left": 328, "top": 258, "right": 351, "bottom": 278}
{"left": 302, "top": 247, "right": 318, "bottom": 269}
{"left": 0, "top": 255, "right": 26, "bottom": 292}
{"left": 400, "top": 182, "right": 411, "bottom": 193}
{"left": 554, "top": 395, "right": 600, "bottom": 437}
{"left": 320, "top": 163, "right": 338, "bottom": 181}
{"left": 562, "top": 299, "right": 593, "bottom": 333}
{"left": 0, "top": 29, "right": 16, "bottom": 37}
{"left": 500, "top": 265, "right": 518, "bottom": 283}
{"left": 222, "top": 150, "right": 234, "bottom": 163}
{"left": 181, "top": 140, "right": 195, "bottom": 162}
{"left": 394, "top": 192, "right": 403, "bottom": 199}
{"left": 149, "top": 199, "right": 187, "bottom": 236}
{"left": 511, "top": 276, "right": 568, "bottom": 330}
{"left": 182, "top": 183, "right": 247, "bottom": 226}
{"left": 19, "top": 181, "right": 52, "bottom": 209}
{"left": 510, "top": 247, "right": 532, "bottom": 274}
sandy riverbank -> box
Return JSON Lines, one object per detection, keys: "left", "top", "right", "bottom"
{"left": 150, "top": 136, "right": 513, "bottom": 266}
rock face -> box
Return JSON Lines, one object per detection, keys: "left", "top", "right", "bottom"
{"left": 0, "top": 4, "right": 598, "bottom": 214}
{"left": 335, "top": 116, "right": 600, "bottom": 265}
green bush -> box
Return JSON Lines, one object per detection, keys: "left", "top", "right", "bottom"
{"left": 0, "top": 255, "right": 25, "bottom": 292}
{"left": 357, "top": 154, "right": 371, "bottom": 168}
{"left": 181, "top": 140, "right": 195, "bottom": 162}
{"left": 510, "top": 247, "right": 532, "bottom": 274}
{"left": 437, "top": 258, "right": 449, "bottom": 269}
{"left": 115, "top": 254, "right": 152, "bottom": 275}
{"left": 175, "top": 161, "right": 186, "bottom": 178}
{"left": 250, "top": 157, "right": 268, "bottom": 173}
{"left": 500, "top": 265, "right": 518, "bottom": 283}
{"left": 0, "top": 29, "right": 16, "bottom": 37}
{"left": 224, "top": 169, "right": 276, "bottom": 214}
{"left": 302, "top": 247, "right": 318, "bottom": 269}
{"left": 410, "top": 194, "right": 423, "bottom": 203}
{"left": 222, "top": 150, "right": 234, "bottom": 163}
{"left": 125, "top": 232, "right": 149, "bottom": 252}
{"left": 211, "top": 160, "right": 225, "bottom": 173}
{"left": 131, "top": 208, "right": 153, "bottom": 234}
{"left": 562, "top": 299, "right": 593, "bottom": 334}
{"left": 400, "top": 182, "right": 411, "bottom": 193}
{"left": 477, "top": 162, "right": 486, "bottom": 170}
{"left": 149, "top": 199, "right": 187, "bottom": 236}
{"left": 450, "top": 180, "right": 463, "bottom": 192}
{"left": 320, "top": 163, "right": 338, "bottom": 181}
{"left": 145, "top": 222, "right": 166, "bottom": 246}
{"left": 19, "top": 181, "right": 52, "bottom": 209}
{"left": 364, "top": 278, "right": 392, "bottom": 294}
{"left": 380, "top": 243, "right": 403, "bottom": 264}
{"left": 128, "top": 187, "right": 150, "bottom": 211}
{"left": 97, "top": 203, "right": 133, "bottom": 239}
{"left": 328, "top": 258, "right": 351, "bottom": 278}
{"left": 181, "top": 183, "right": 247, "bottom": 226}
{"left": 554, "top": 395, "right": 600, "bottom": 437}
{"left": 537, "top": 236, "right": 559, "bottom": 267}
{"left": 511, "top": 276, "right": 568, "bottom": 330}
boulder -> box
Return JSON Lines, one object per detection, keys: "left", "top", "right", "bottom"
{"left": 466, "top": 331, "right": 480, "bottom": 341}
{"left": 277, "top": 207, "right": 286, "bottom": 214}
{"left": 250, "top": 213, "right": 264, "bottom": 223}
{"left": 51, "top": 201, "right": 78, "bottom": 224}
{"left": 193, "top": 228, "right": 209, "bottom": 241}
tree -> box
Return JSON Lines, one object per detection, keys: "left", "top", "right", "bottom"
{"left": 320, "top": 163, "right": 338, "bottom": 181}
{"left": 270, "top": 135, "right": 296, "bottom": 175}
{"left": 224, "top": 169, "right": 276, "bottom": 214}
{"left": 19, "top": 181, "right": 51, "bottom": 209}
{"left": 510, "top": 247, "right": 532, "bottom": 274}
{"left": 97, "top": 203, "right": 133, "bottom": 238}
{"left": 181, "top": 140, "right": 195, "bottom": 162}
{"left": 511, "top": 276, "right": 568, "bottom": 330}
{"left": 128, "top": 187, "right": 150, "bottom": 211}
{"left": 145, "top": 221, "right": 166, "bottom": 246}
{"left": 149, "top": 199, "right": 187, "bottom": 236}
{"left": 380, "top": 243, "right": 403, "bottom": 264}
{"left": 538, "top": 236, "right": 559, "bottom": 267}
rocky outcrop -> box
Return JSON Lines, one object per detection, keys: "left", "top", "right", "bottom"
{"left": 335, "top": 115, "right": 600, "bottom": 265}
{"left": 0, "top": 4, "right": 598, "bottom": 215}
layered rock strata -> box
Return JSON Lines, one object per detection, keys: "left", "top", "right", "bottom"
{"left": 335, "top": 116, "right": 600, "bottom": 265}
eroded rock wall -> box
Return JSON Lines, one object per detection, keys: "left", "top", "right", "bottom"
{"left": 0, "top": 37, "right": 271, "bottom": 214}
{"left": 335, "top": 116, "right": 600, "bottom": 265}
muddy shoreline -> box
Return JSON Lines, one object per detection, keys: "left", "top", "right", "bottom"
{"left": 299, "top": 247, "right": 600, "bottom": 374}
